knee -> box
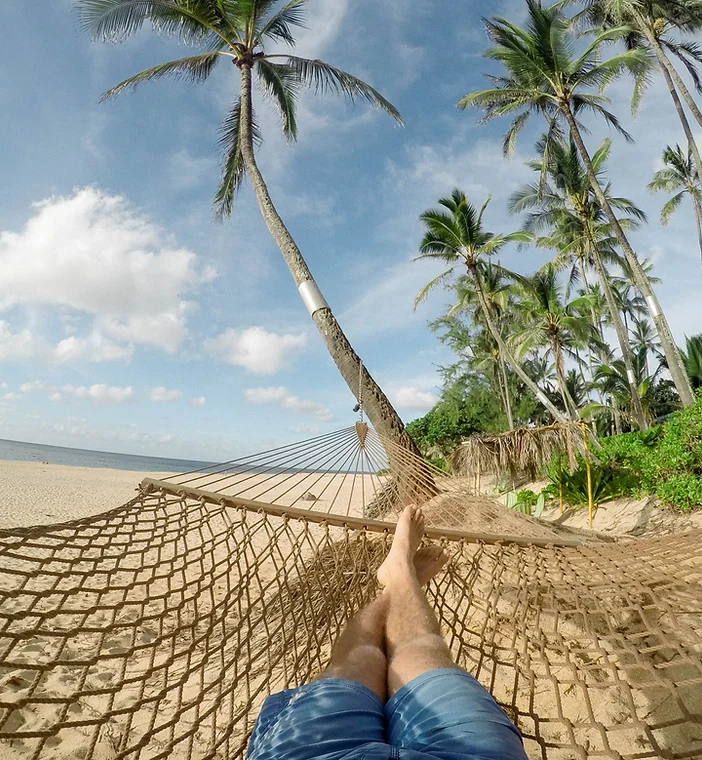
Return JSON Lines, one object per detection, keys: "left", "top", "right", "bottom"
{"left": 333, "top": 643, "right": 386, "bottom": 670}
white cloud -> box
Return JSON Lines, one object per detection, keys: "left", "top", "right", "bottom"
{"left": 52, "top": 332, "right": 133, "bottom": 364}
{"left": 0, "top": 321, "right": 37, "bottom": 361}
{"left": 205, "top": 326, "right": 307, "bottom": 374}
{"left": 245, "top": 386, "right": 333, "bottom": 421}
{"left": 149, "top": 386, "right": 183, "bottom": 402}
{"left": 2, "top": 392, "right": 22, "bottom": 401}
{"left": 20, "top": 380, "right": 48, "bottom": 393}
{"left": 391, "top": 386, "right": 438, "bottom": 410}
{"left": 65, "top": 384, "right": 134, "bottom": 404}
{"left": 0, "top": 187, "right": 215, "bottom": 353}
{"left": 189, "top": 396, "right": 207, "bottom": 407}
{"left": 23, "top": 381, "right": 134, "bottom": 404}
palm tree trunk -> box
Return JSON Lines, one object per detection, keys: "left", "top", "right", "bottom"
{"left": 499, "top": 357, "right": 515, "bottom": 429}
{"left": 237, "top": 64, "right": 424, "bottom": 464}
{"left": 693, "top": 198, "right": 702, "bottom": 273}
{"left": 576, "top": 258, "right": 600, "bottom": 402}
{"left": 553, "top": 340, "right": 577, "bottom": 419}
{"left": 659, "top": 63, "right": 702, "bottom": 185}
{"left": 563, "top": 105, "right": 695, "bottom": 407}
{"left": 587, "top": 237, "right": 648, "bottom": 430}
{"left": 493, "top": 361, "right": 511, "bottom": 426}
{"left": 613, "top": 402, "right": 622, "bottom": 435}
{"left": 470, "top": 264, "right": 569, "bottom": 423}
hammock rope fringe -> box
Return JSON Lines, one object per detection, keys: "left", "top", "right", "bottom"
{"left": 0, "top": 424, "right": 701, "bottom": 760}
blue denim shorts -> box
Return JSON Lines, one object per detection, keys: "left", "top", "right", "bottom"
{"left": 246, "top": 668, "right": 527, "bottom": 760}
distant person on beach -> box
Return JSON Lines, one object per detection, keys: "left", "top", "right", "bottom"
{"left": 246, "top": 504, "right": 528, "bottom": 760}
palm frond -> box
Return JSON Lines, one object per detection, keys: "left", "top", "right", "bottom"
{"left": 101, "top": 52, "right": 224, "bottom": 100}
{"left": 571, "top": 95, "right": 634, "bottom": 141}
{"left": 256, "top": 59, "right": 299, "bottom": 140}
{"left": 278, "top": 56, "right": 403, "bottom": 124}
{"left": 590, "top": 137, "right": 612, "bottom": 172}
{"left": 665, "top": 37, "right": 702, "bottom": 93}
{"left": 502, "top": 110, "right": 531, "bottom": 157}
{"left": 256, "top": 0, "right": 307, "bottom": 46}
{"left": 660, "top": 191, "right": 686, "bottom": 224}
{"left": 213, "top": 97, "right": 262, "bottom": 219}
{"left": 414, "top": 269, "right": 456, "bottom": 308}
{"left": 78, "top": 0, "right": 229, "bottom": 46}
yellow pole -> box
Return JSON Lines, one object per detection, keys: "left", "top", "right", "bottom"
{"left": 581, "top": 421, "right": 594, "bottom": 529}
{"left": 559, "top": 455, "right": 563, "bottom": 515}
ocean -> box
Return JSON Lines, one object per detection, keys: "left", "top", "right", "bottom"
{"left": 0, "top": 438, "right": 215, "bottom": 474}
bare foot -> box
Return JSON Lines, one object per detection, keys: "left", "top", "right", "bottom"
{"left": 377, "top": 505, "right": 425, "bottom": 587}
{"left": 414, "top": 545, "right": 449, "bottom": 586}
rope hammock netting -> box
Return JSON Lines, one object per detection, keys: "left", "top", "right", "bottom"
{"left": 0, "top": 422, "right": 701, "bottom": 760}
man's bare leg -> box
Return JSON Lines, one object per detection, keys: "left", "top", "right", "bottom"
{"left": 378, "top": 505, "right": 454, "bottom": 698}
{"left": 313, "top": 593, "right": 389, "bottom": 700}
{"left": 314, "top": 544, "right": 449, "bottom": 702}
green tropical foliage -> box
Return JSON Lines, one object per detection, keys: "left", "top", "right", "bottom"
{"left": 596, "top": 394, "right": 702, "bottom": 509}
{"left": 406, "top": 374, "right": 506, "bottom": 457}
{"left": 544, "top": 452, "right": 636, "bottom": 508}
{"left": 682, "top": 334, "right": 702, "bottom": 389}
{"left": 459, "top": 0, "right": 694, "bottom": 406}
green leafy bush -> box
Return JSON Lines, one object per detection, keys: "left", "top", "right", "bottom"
{"left": 501, "top": 488, "right": 547, "bottom": 516}
{"left": 516, "top": 489, "right": 538, "bottom": 508}
{"left": 591, "top": 394, "right": 702, "bottom": 510}
{"left": 656, "top": 474, "right": 702, "bottom": 511}
{"left": 544, "top": 453, "right": 635, "bottom": 509}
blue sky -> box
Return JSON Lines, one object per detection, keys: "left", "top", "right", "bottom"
{"left": 1, "top": 0, "right": 701, "bottom": 460}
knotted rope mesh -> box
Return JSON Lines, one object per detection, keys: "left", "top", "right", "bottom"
{"left": 1, "top": 425, "right": 701, "bottom": 759}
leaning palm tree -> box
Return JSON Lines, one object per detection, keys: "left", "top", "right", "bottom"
{"left": 568, "top": 0, "right": 702, "bottom": 180}
{"left": 510, "top": 266, "right": 598, "bottom": 420}
{"left": 78, "top": 0, "right": 414, "bottom": 451}
{"left": 459, "top": 0, "right": 695, "bottom": 407}
{"left": 414, "top": 190, "right": 567, "bottom": 423}
{"left": 509, "top": 136, "right": 648, "bottom": 429}
{"left": 649, "top": 144, "right": 702, "bottom": 269}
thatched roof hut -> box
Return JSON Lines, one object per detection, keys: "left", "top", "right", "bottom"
{"left": 448, "top": 422, "right": 589, "bottom": 481}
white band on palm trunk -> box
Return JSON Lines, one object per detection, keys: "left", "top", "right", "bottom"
{"left": 299, "top": 280, "right": 329, "bottom": 316}
{"left": 645, "top": 294, "right": 660, "bottom": 319}
{"left": 627, "top": 369, "right": 636, "bottom": 385}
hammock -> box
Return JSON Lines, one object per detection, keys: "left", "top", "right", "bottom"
{"left": 0, "top": 423, "right": 701, "bottom": 760}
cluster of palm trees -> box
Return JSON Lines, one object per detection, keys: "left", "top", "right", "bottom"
{"left": 78, "top": 0, "right": 702, "bottom": 454}
{"left": 417, "top": 0, "right": 702, "bottom": 434}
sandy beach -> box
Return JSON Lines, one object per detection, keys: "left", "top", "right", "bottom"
{"left": 0, "top": 460, "right": 170, "bottom": 529}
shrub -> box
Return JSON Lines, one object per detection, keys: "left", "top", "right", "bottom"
{"left": 502, "top": 488, "right": 546, "bottom": 517}
{"left": 656, "top": 474, "right": 702, "bottom": 511}
{"left": 587, "top": 393, "right": 702, "bottom": 510}
{"left": 544, "top": 453, "right": 635, "bottom": 509}
{"left": 516, "top": 489, "right": 538, "bottom": 508}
